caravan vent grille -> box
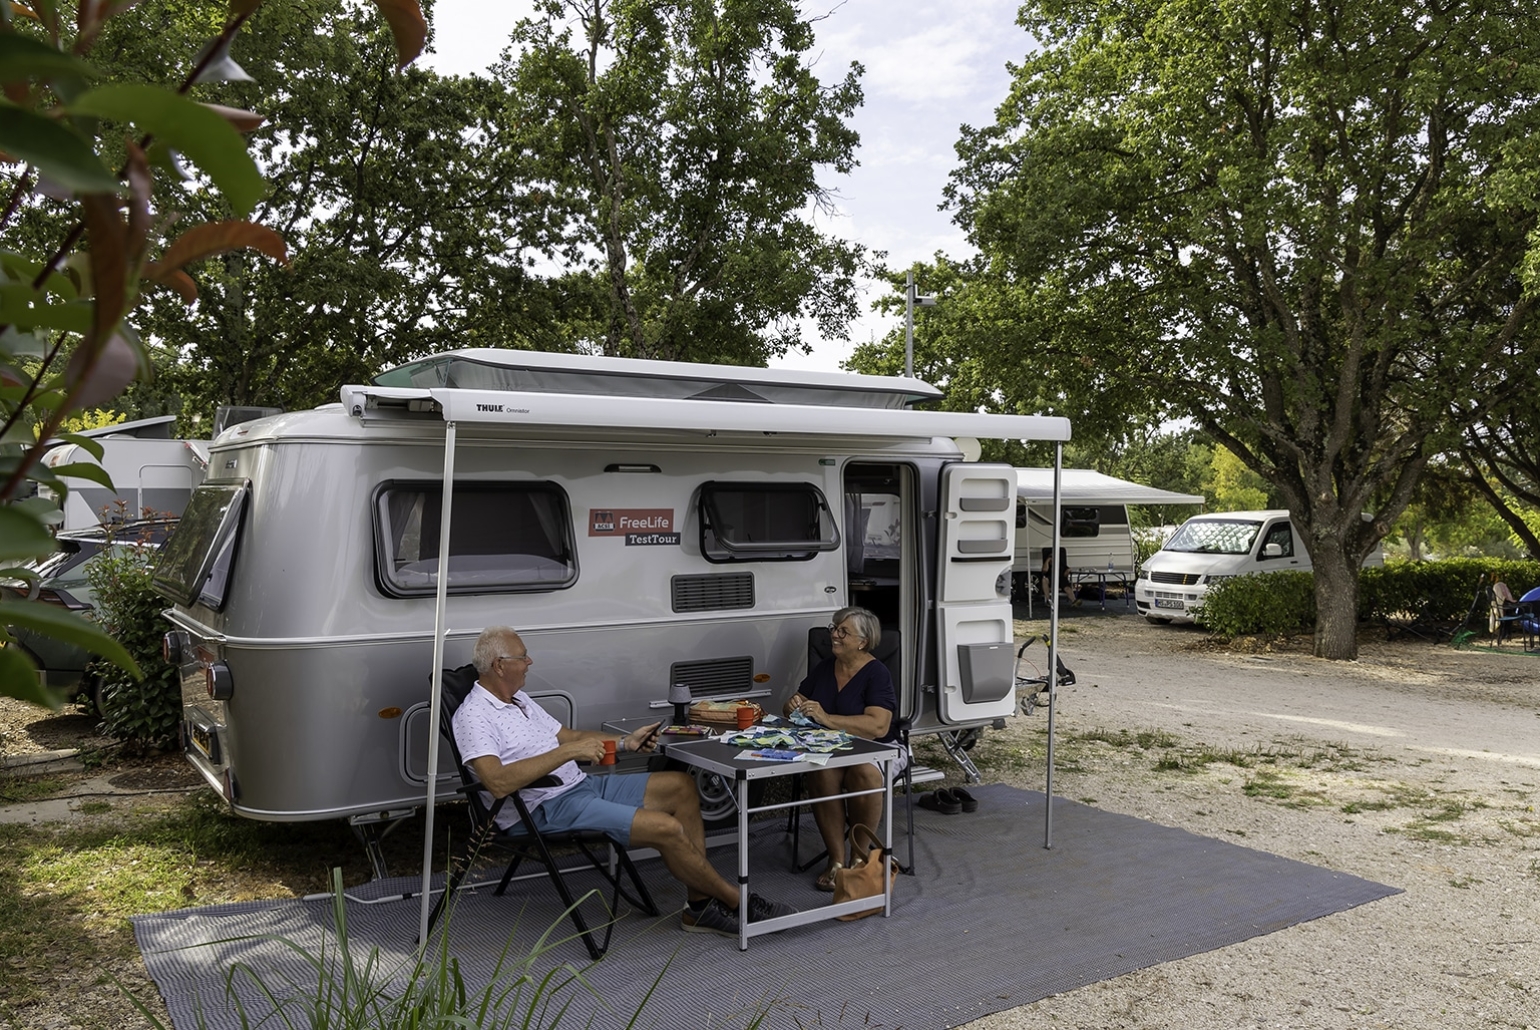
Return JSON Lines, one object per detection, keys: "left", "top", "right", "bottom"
{"left": 671, "top": 573, "right": 754, "bottom": 612}
{"left": 670, "top": 656, "right": 754, "bottom": 699}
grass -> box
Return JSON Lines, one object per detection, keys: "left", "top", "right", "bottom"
{"left": 0, "top": 793, "right": 456, "bottom": 1021}
{"left": 0, "top": 772, "right": 71, "bottom": 804}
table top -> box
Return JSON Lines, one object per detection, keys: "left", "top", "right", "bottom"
{"left": 661, "top": 732, "right": 900, "bottom": 780}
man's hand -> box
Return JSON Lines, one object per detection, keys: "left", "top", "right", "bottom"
{"left": 567, "top": 738, "right": 607, "bottom": 764}
{"left": 625, "top": 721, "right": 663, "bottom": 754}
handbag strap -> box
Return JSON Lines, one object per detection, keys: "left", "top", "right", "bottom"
{"left": 846, "top": 822, "right": 885, "bottom": 863}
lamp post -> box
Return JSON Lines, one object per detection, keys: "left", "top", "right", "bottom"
{"left": 904, "top": 269, "right": 935, "bottom": 378}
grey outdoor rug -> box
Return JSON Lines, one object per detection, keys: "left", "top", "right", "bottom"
{"left": 132, "top": 785, "right": 1401, "bottom": 1030}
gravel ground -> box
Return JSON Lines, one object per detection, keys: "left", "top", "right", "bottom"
{"left": 2, "top": 610, "right": 1537, "bottom": 1029}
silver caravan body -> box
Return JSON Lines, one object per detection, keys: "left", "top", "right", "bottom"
{"left": 1010, "top": 468, "right": 1206, "bottom": 596}
{"left": 157, "top": 350, "right": 1070, "bottom": 824}
{"left": 42, "top": 415, "right": 209, "bottom": 529}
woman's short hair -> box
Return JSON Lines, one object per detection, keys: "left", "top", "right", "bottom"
{"left": 472, "top": 626, "right": 521, "bottom": 677}
{"left": 831, "top": 606, "right": 882, "bottom": 652}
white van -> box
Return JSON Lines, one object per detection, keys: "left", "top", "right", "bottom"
{"left": 155, "top": 348, "right": 1070, "bottom": 844}
{"left": 1134, "top": 509, "right": 1383, "bottom": 623}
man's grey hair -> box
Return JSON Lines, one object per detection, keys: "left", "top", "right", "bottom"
{"left": 472, "top": 626, "right": 521, "bottom": 677}
{"left": 832, "top": 606, "right": 882, "bottom": 652}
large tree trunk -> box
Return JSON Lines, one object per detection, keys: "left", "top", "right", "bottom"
{"left": 1310, "top": 540, "right": 1361, "bottom": 660}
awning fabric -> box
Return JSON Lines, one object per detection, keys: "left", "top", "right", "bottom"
{"left": 1016, "top": 468, "right": 1204, "bottom": 506}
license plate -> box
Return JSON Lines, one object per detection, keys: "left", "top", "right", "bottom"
{"left": 1154, "top": 598, "right": 1184, "bottom": 610}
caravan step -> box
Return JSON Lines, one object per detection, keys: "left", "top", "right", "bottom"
{"left": 907, "top": 765, "right": 945, "bottom": 786}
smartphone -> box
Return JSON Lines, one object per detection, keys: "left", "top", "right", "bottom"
{"left": 639, "top": 723, "right": 663, "bottom": 751}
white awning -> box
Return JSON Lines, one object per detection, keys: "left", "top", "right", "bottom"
{"left": 340, "top": 385, "right": 1072, "bottom": 443}
{"left": 1015, "top": 468, "right": 1204, "bottom": 506}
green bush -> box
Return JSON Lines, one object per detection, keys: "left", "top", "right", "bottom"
{"left": 1197, "top": 558, "right": 1540, "bottom": 639}
{"left": 84, "top": 540, "right": 180, "bottom": 750}
{"left": 1198, "top": 571, "right": 1317, "bottom": 637}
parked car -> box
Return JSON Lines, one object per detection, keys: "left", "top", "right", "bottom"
{"left": 1, "top": 518, "right": 177, "bottom": 711}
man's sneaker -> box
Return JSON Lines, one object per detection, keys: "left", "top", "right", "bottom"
{"left": 747, "top": 893, "right": 797, "bottom": 923}
{"left": 681, "top": 898, "right": 738, "bottom": 937}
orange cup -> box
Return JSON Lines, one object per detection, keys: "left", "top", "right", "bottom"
{"left": 601, "top": 739, "right": 617, "bottom": 765}
{"left": 736, "top": 706, "right": 755, "bottom": 730}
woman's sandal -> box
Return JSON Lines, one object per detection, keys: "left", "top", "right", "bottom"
{"left": 815, "top": 861, "right": 843, "bottom": 892}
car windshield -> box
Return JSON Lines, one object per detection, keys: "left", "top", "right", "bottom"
{"left": 1163, "top": 518, "right": 1263, "bottom": 555}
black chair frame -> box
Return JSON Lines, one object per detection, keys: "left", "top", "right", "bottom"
{"left": 423, "top": 665, "right": 659, "bottom": 959}
{"left": 786, "top": 627, "right": 917, "bottom": 876}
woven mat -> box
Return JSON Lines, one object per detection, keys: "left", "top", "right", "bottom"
{"left": 133, "top": 785, "right": 1400, "bottom": 1030}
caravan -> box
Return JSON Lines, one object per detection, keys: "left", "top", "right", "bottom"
{"left": 155, "top": 349, "right": 1070, "bottom": 839}
{"left": 41, "top": 415, "right": 209, "bottom": 529}
{"left": 1011, "top": 468, "right": 1204, "bottom": 603}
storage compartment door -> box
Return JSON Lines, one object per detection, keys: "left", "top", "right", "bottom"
{"left": 935, "top": 464, "right": 1017, "bottom": 723}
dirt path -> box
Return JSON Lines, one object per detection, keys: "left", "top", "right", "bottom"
{"left": 957, "top": 610, "right": 1540, "bottom": 1030}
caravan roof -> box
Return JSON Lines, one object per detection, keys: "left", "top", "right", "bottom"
{"left": 344, "top": 349, "right": 1071, "bottom": 444}
{"left": 1015, "top": 468, "right": 1205, "bottom": 507}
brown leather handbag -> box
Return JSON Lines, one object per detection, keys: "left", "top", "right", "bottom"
{"left": 832, "top": 823, "right": 897, "bottom": 921}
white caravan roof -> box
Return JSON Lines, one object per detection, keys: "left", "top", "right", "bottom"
{"left": 343, "top": 349, "right": 1071, "bottom": 443}
{"left": 1015, "top": 468, "right": 1205, "bottom": 506}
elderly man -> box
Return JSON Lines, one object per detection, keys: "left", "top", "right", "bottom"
{"left": 453, "top": 626, "right": 794, "bottom": 937}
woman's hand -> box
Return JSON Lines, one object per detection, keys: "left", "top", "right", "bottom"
{"left": 798, "top": 699, "right": 826, "bottom": 725}
{"left": 784, "top": 693, "right": 807, "bottom": 718}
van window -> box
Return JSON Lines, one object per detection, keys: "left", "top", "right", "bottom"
{"left": 374, "top": 482, "right": 576, "bottom": 595}
{"left": 1259, "top": 522, "right": 1294, "bottom": 560}
{"left": 1163, "top": 517, "right": 1263, "bottom": 555}
{"left": 698, "top": 482, "right": 839, "bottom": 562}
{"left": 152, "top": 481, "right": 248, "bottom": 610}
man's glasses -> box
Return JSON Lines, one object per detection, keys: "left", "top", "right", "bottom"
{"left": 497, "top": 653, "right": 532, "bottom": 665}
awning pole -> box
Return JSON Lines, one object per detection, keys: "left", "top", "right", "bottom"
{"left": 1045, "top": 441, "right": 1062, "bottom": 849}
{"left": 417, "top": 419, "right": 457, "bottom": 946}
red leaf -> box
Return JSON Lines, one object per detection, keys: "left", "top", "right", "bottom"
{"left": 80, "top": 193, "right": 127, "bottom": 344}
{"left": 200, "top": 102, "right": 265, "bottom": 133}
{"left": 143, "top": 264, "right": 198, "bottom": 304}
{"left": 155, "top": 220, "right": 288, "bottom": 273}
{"left": 64, "top": 333, "right": 139, "bottom": 408}
{"left": 368, "top": 0, "right": 426, "bottom": 68}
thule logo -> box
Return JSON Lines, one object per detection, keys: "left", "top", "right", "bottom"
{"left": 476, "top": 403, "right": 504, "bottom": 412}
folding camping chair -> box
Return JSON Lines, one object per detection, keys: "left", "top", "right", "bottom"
{"left": 423, "top": 664, "right": 659, "bottom": 958}
{"left": 786, "top": 627, "right": 917, "bottom": 875}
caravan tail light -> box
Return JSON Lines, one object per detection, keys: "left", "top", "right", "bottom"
{"left": 162, "top": 632, "right": 182, "bottom": 664}
{"left": 205, "top": 661, "right": 234, "bottom": 700}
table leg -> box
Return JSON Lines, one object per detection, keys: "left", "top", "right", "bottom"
{"left": 737, "top": 772, "right": 750, "bottom": 951}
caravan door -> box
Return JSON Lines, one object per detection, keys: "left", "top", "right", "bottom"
{"left": 935, "top": 464, "right": 1018, "bottom": 724}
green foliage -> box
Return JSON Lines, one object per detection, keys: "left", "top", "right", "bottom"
{"left": 1199, "top": 571, "right": 1318, "bottom": 639}
{"left": 83, "top": 537, "right": 179, "bottom": 749}
{"left": 0, "top": 0, "right": 426, "bottom": 704}
{"left": 1199, "top": 558, "right": 1540, "bottom": 638}
{"left": 925, "top": 0, "right": 1540, "bottom": 658}
{"left": 498, "top": 0, "right": 867, "bottom": 364}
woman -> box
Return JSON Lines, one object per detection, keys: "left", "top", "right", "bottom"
{"left": 1040, "top": 546, "right": 1079, "bottom": 607}
{"left": 783, "top": 606, "right": 904, "bottom": 891}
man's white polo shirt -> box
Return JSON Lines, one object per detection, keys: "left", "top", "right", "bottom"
{"left": 452, "top": 682, "right": 585, "bottom": 830}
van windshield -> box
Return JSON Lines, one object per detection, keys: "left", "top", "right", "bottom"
{"left": 1163, "top": 518, "right": 1262, "bottom": 555}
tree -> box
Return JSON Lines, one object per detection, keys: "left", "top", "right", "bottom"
{"left": 1459, "top": 396, "right": 1540, "bottom": 559}
{"left": 0, "top": 0, "right": 427, "bottom": 704}
{"left": 497, "top": 0, "right": 867, "bottom": 364}
{"left": 942, "top": 0, "right": 1540, "bottom": 658}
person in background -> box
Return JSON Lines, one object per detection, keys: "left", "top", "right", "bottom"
{"left": 1041, "top": 546, "right": 1079, "bottom": 607}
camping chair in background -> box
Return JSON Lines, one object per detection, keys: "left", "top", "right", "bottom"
{"left": 786, "top": 627, "right": 917, "bottom": 875}
{"left": 1491, "top": 579, "right": 1526, "bottom": 645}
{"left": 423, "top": 664, "right": 658, "bottom": 958}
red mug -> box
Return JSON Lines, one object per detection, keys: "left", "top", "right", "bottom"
{"left": 736, "top": 706, "right": 755, "bottom": 730}
{"left": 601, "top": 739, "right": 617, "bottom": 765}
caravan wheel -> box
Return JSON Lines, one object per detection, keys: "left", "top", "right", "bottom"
{"left": 688, "top": 768, "right": 766, "bottom": 831}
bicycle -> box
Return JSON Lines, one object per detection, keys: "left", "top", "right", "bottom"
{"left": 1015, "top": 634, "right": 1076, "bottom": 716}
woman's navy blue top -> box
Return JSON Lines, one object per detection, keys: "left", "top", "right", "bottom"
{"left": 798, "top": 658, "right": 899, "bottom": 744}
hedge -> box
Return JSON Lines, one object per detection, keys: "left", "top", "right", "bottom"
{"left": 1196, "top": 558, "right": 1540, "bottom": 639}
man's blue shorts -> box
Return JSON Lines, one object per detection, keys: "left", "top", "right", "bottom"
{"left": 528, "top": 772, "right": 650, "bottom": 846}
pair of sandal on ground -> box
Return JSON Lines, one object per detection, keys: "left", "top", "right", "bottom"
{"left": 916, "top": 786, "right": 979, "bottom": 816}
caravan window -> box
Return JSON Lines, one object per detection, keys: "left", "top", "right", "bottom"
{"left": 1061, "top": 507, "right": 1101, "bottom": 538}
{"left": 374, "top": 482, "right": 577, "bottom": 596}
{"left": 698, "top": 482, "right": 839, "bottom": 563}
{"left": 152, "top": 481, "right": 248, "bottom": 610}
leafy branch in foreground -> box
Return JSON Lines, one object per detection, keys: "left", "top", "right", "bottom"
{"left": 0, "top": 0, "right": 426, "bottom": 706}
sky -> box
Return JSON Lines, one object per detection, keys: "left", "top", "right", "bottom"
{"left": 419, "top": 0, "right": 1036, "bottom": 373}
